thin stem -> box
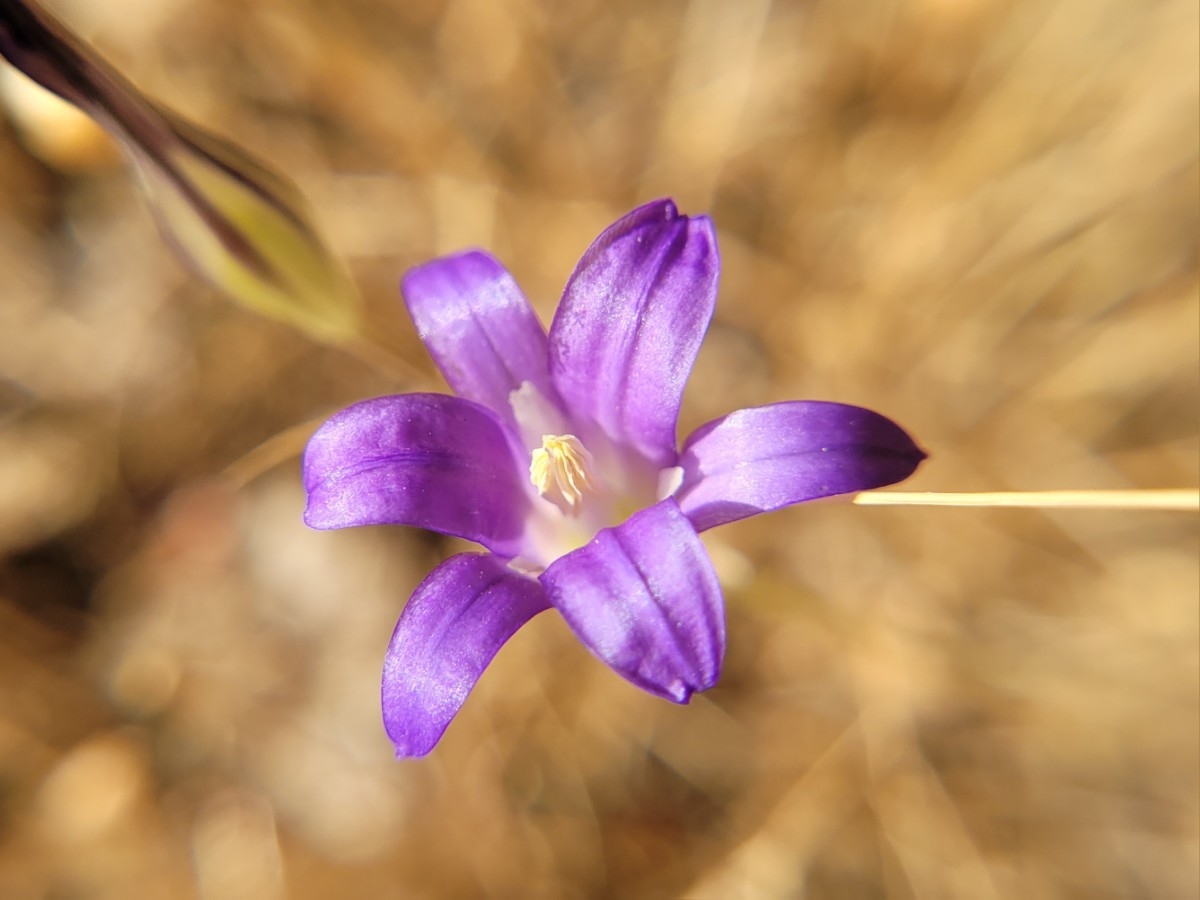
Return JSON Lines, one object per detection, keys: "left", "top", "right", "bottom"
{"left": 853, "top": 489, "right": 1199, "bottom": 511}
{"left": 342, "top": 336, "right": 428, "bottom": 385}
{"left": 222, "top": 414, "right": 328, "bottom": 489}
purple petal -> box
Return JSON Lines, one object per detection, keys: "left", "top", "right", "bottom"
{"left": 303, "top": 393, "right": 530, "bottom": 556}
{"left": 540, "top": 499, "right": 724, "bottom": 703}
{"left": 548, "top": 200, "right": 719, "bottom": 468}
{"left": 675, "top": 401, "right": 927, "bottom": 531}
{"left": 402, "top": 251, "right": 556, "bottom": 430}
{"left": 383, "top": 553, "right": 550, "bottom": 758}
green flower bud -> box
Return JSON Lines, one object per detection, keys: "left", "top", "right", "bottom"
{"left": 0, "top": 0, "right": 361, "bottom": 343}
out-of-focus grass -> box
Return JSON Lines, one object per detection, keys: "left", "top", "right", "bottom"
{"left": 0, "top": 0, "right": 1196, "bottom": 897}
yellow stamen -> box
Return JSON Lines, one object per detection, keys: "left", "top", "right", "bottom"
{"left": 530, "top": 434, "right": 597, "bottom": 514}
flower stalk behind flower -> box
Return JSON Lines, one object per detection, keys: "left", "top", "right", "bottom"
{"left": 0, "top": 0, "right": 361, "bottom": 343}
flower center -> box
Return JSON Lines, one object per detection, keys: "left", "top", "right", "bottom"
{"left": 529, "top": 434, "right": 597, "bottom": 515}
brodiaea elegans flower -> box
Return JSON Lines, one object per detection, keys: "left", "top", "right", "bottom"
{"left": 302, "top": 200, "right": 926, "bottom": 757}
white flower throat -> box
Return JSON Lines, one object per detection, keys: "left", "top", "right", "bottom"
{"left": 530, "top": 434, "right": 597, "bottom": 515}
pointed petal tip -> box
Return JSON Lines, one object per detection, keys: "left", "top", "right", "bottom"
{"left": 629, "top": 197, "right": 678, "bottom": 221}
{"left": 887, "top": 428, "right": 929, "bottom": 473}
{"left": 610, "top": 197, "right": 716, "bottom": 241}
{"left": 630, "top": 198, "right": 715, "bottom": 230}
{"left": 395, "top": 749, "right": 433, "bottom": 761}
{"left": 658, "top": 677, "right": 709, "bottom": 705}
{"left": 392, "top": 740, "right": 435, "bottom": 760}
{"left": 300, "top": 505, "right": 328, "bottom": 530}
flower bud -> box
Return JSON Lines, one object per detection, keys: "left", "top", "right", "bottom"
{"left": 0, "top": 0, "right": 361, "bottom": 343}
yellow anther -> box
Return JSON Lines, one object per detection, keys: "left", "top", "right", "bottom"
{"left": 530, "top": 434, "right": 597, "bottom": 514}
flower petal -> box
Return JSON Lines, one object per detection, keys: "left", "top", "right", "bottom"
{"left": 540, "top": 499, "right": 724, "bottom": 703}
{"left": 383, "top": 553, "right": 550, "bottom": 758}
{"left": 675, "top": 401, "right": 927, "bottom": 531}
{"left": 402, "top": 251, "right": 555, "bottom": 431}
{"left": 548, "top": 199, "right": 719, "bottom": 468}
{"left": 303, "top": 393, "right": 530, "bottom": 556}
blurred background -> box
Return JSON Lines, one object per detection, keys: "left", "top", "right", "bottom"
{"left": 0, "top": 0, "right": 1197, "bottom": 897}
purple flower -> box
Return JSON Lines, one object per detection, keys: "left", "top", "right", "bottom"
{"left": 302, "top": 200, "right": 926, "bottom": 757}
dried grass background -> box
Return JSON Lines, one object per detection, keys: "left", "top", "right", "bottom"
{"left": 0, "top": 0, "right": 1197, "bottom": 897}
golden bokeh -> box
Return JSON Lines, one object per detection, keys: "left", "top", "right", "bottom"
{"left": 0, "top": 0, "right": 1196, "bottom": 897}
